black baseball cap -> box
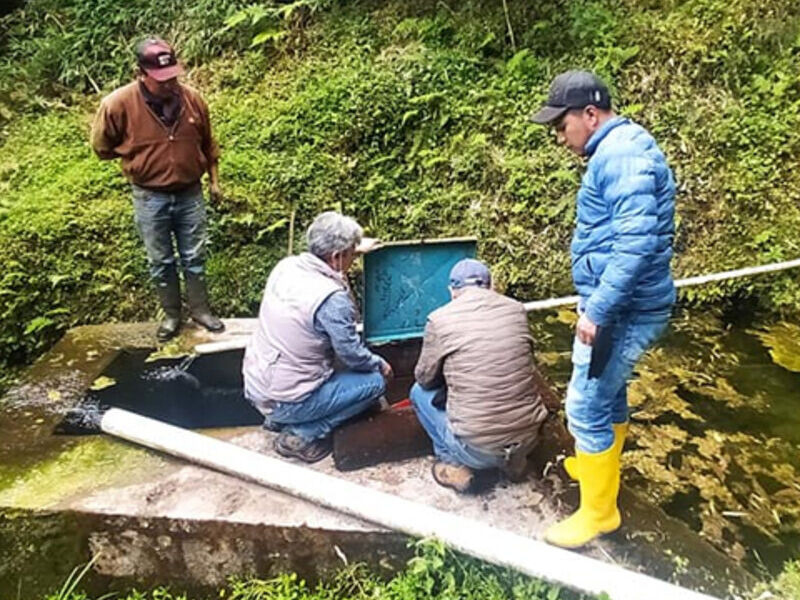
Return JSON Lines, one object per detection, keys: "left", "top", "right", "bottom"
{"left": 135, "top": 37, "right": 181, "bottom": 82}
{"left": 531, "top": 70, "right": 612, "bottom": 125}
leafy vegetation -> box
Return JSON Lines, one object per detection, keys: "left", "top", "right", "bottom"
{"left": 766, "top": 560, "right": 800, "bottom": 600}
{"left": 38, "top": 541, "right": 586, "bottom": 600}
{"left": 1, "top": 0, "right": 799, "bottom": 390}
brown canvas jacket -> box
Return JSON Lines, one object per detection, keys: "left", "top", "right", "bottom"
{"left": 415, "top": 287, "right": 548, "bottom": 453}
{"left": 91, "top": 81, "right": 219, "bottom": 190}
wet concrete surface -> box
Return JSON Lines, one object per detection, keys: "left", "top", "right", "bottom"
{"left": 0, "top": 321, "right": 756, "bottom": 598}
{"left": 333, "top": 407, "right": 433, "bottom": 471}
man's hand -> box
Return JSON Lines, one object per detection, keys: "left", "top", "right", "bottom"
{"left": 355, "top": 237, "right": 381, "bottom": 254}
{"left": 208, "top": 162, "right": 221, "bottom": 204}
{"left": 209, "top": 181, "right": 222, "bottom": 204}
{"left": 380, "top": 359, "right": 394, "bottom": 381}
{"left": 576, "top": 313, "right": 598, "bottom": 346}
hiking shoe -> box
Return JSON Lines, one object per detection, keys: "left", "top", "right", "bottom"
{"left": 262, "top": 418, "right": 283, "bottom": 433}
{"left": 274, "top": 431, "right": 332, "bottom": 463}
{"left": 431, "top": 461, "right": 474, "bottom": 493}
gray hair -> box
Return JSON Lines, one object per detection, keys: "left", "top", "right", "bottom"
{"left": 306, "top": 211, "right": 363, "bottom": 259}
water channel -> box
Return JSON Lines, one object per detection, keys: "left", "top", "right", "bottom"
{"left": 529, "top": 304, "right": 800, "bottom": 576}
{"left": 1, "top": 302, "right": 798, "bottom": 584}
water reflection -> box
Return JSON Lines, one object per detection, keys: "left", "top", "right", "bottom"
{"left": 529, "top": 307, "right": 800, "bottom": 574}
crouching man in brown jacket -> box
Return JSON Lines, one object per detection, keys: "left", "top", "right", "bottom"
{"left": 411, "top": 259, "right": 549, "bottom": 493}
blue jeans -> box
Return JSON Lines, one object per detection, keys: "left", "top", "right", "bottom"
{"left": 566, "top": 310, "right": 670, "bottom": 454}
{"left": 410, "top": 383, "right": 505, "bottom": 470}
{"left": 132, "top": 183, "right": 207, "bottom": 280}
{"left": 264, "top": 371, "right": 386, "bottom": 440}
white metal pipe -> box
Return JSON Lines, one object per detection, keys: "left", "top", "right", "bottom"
{"left": 522, "top": 257, "right": 800, "bottom": 312}
{"left": 193, "top": 258, "right": 800, "bottom": 354}
{"left": 100, "top": 408, "right": 719, "bottom": 600}
{"left": 673, "top": 257, "right": 800, "bottom": 288}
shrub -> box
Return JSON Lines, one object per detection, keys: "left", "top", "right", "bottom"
{"left": 1, "top": 0, "right": 799, "bottom": 388}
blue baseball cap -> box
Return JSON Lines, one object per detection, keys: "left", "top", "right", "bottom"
{"left": 449, "top": 259, "right": 491, "bottom": 289}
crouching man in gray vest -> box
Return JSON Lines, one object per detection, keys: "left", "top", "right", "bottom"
{"left": 243, "top": 212, "right": 393, "bottom": 462}
{"left": 411, "top": 259, "right": 549, "bottom": 492}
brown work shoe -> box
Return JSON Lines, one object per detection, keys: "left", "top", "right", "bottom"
{"left": 431, "top": 461, "right": 474, "bottom": 493}
{"left": 274, "top": 432, "right": 332, "bottom": 463}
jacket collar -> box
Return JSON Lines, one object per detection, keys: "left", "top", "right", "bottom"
{"left": 453, "top": 286, "right": 494, "bottom": 303}
{"left": 296, "top": 252, "right": 348, "bottom": 289}
{"left": 585, "top": 115, "right": 628, "bottom": 156}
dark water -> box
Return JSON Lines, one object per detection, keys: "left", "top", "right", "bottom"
{"left": 529, "top": 307, "right": 800, "bottom": 575}
{"left": 55, "top": 340, "right": 423, "bottom": 435}
{"left": 56, "top": 349, "right": 262, "bottom": 434}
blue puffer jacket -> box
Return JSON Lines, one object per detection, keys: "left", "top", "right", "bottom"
{"left": 573, "top": 116, "right": 676, "bottom": 326}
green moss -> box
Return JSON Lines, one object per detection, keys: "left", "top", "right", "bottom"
{"left": 0, "top": 438, "right": 161, "bottom": 509}
{"left": 752, "top": 322, "right": 800, "bottom": 373}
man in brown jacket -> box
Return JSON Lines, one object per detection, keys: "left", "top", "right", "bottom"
{"left": 91, "top": 37, "right": 223, "bottom": 341}
{"left": 411, "top": 259, "right": 548, "bottom": 492}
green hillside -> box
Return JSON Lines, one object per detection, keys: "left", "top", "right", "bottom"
{"left": 1, "top": 0, "right": 799, "bottom": 379}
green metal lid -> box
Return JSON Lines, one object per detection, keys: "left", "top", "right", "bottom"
{"left": 361, "top": 238, "right": 477, "bottom": 344}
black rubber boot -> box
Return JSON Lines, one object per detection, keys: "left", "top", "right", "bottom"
{"left": 156, "top": 266, "right": 182, "bottom": 342}
{"left": 185, "top": 271, "right": 224, "bottom": 332}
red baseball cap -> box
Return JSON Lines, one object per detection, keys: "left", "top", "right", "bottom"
{"left": 136, "top": 38, "right": 182, "bottom": 82}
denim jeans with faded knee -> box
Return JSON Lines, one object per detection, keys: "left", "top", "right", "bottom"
{"left": 131, "top": 183, "right": 207, "bottom": 280}
{"left": 410, "top": 383, "right": 505, "bottom": 470}
{"left": 263, "top": 370, "right": 386, "bottom": 441}
{"left": 566, "top": 310, "right": 670, "bottom": 454}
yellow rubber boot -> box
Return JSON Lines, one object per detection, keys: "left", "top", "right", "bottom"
{"left": 545, "top": 445, "right": 621, "bottom": 548}
{"left": 563, "top": 422, "right": 628, "bottom": 481}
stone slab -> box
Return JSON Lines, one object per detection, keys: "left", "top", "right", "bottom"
{"left": 0, "top": 322, "right": 755, "bottom": 598}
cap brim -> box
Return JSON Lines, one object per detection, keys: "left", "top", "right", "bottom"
{"left": 144, "top": 64, "right": 182, "bottom": 82}
{"left": 530, "top": 105, "right": 568, "bottom": 125}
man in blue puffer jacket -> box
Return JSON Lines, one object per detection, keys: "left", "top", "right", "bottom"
{"left": 531, "top": 71, "right": 675, "bottom": 548}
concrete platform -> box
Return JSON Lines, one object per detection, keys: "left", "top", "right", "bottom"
{"left": 0, "top": 321, "right": 754, "bottom": 598}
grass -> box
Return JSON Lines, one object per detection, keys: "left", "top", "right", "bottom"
{"left": 35, "top": 540, "right": 587, "bottom": 600}
{"left": 756, "top": 560, "right": 800, "bottom": 599}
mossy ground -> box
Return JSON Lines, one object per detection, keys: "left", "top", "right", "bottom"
{"left": 0, "top": 437, "right": 161, "bottom": 510}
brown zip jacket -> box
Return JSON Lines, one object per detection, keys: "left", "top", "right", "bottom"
{"left": 414, "top": 287, "right": 548, "bottom": 454}
{"left": 91, "top": 81, "right": 219, "bottom": 190}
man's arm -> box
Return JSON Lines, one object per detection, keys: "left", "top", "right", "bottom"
{"left": 314, "top": 291, "right": 384, "bottom": 372}
{"left": 197, "top": 95, "right": 221, "bottom": 201}
{"left": 414, "top": 319, "right": 446, "bottom": 390}
{"left": 90, "top": 100, "right": 123, "bottom": 160}
{"left": 583, "top": 151, "right": 659, "bottom": 328}
{"left": 208, "top": 161, "right": 221, "bottom": 202}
